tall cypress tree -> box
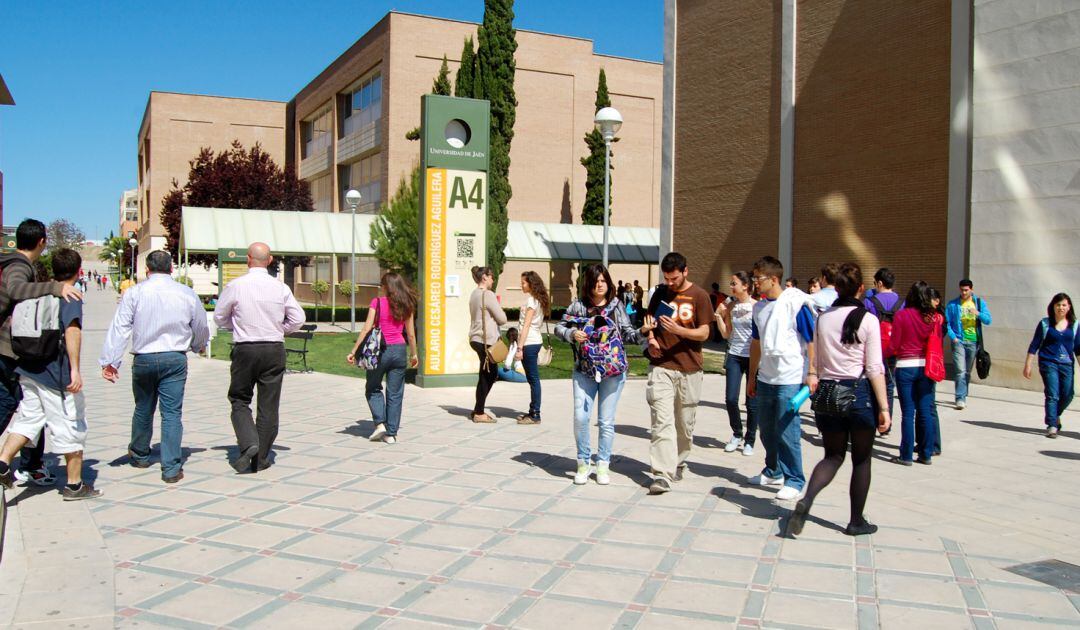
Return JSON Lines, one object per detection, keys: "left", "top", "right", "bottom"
{"left": 475, "top": 0, "right": 517, "bottom": 285}
{"left": 433, "top": 55, "right": 452, "bottom": 95}
{"left": 581, "top": 69, "right": 614, "bottom": 225}
{"left": 454, "top": 36, "right": 478, "bottom": 98}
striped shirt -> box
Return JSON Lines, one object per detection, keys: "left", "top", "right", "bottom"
{"left": 99, "top": 273, "right": 211, "bottom": 369}
{"left": 213, "top": 267, "right": 305, "bottom": 343}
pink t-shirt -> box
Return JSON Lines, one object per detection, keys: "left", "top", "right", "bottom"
{"left": 813, "top": 306, "right": 884, "bottom": 380}
{"left": 370, "top": 297, "right": 407, "bottom": 344}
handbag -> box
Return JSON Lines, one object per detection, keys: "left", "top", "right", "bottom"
{"left": 537, "top": 319, "right": 554, "bottom": 367}
{"left": 482, "top": 292, "right": 509, "bottom": 365}
{"left": 975, "top": 319, "right": 991, "bottom": 380}
{"left": 924, "top": 315, "right": 946, "bottom": 382}
{"left": 811, "top": 379, "right": 858, "bottom": 415}
{"left": 358, "top": 297, "right": 386, "bottom": 370}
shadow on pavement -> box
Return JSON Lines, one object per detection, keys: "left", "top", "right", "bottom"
{"left": 107, "top": 446, "right": 208, "bottom": 467}
{"left": 4, "top": 484, "right": 55, "bottom": 508}
{"left": 1040, "top": 450, "right": 1080, "bottom": 460}
{"left": 512, "top": 451, "right": 654, "bottom": 488}
{"left": 964, "top": 419, "right": 1078, "bottom": 439}
{"left": 339, "top": 421, "right": 375, "bottom": 437}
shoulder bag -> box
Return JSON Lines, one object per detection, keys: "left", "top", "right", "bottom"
{"left": 924, "top": 315, "right": 946, "bottom": 383}
{"left": 975, "top": 300, "right": 991, "bottom": 379}
{"left": 811, "top": 379, "right": 858, "bottom": 416}
{"left": 537, "top": 317, "right": 554, "bottom": 367}
{"left": 482, "top": 291, "right": 509, "bottom": 365}
{"left": 358, "top": 298, "right": 386, "bottom": 370}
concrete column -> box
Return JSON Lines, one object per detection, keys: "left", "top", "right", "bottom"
{"left": 946, "top": 0, "right": 973, "bottom": 292}
{"left": 778, "top": 0, "right": 796, "bottom": 269}
{"left": 659, "top": 0, "right": 677, "bottom": 261}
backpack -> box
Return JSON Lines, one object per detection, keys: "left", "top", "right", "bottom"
{"left": 11, "top": 295, "right": 64, "bottom": 362}
{"left": 869, "top": 295, "right": 901, "bottom": 358}
{"left": 570, "top": 302, "right": 629, "bottom": 381}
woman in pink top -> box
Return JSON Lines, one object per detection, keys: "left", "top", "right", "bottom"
{"left": 788, "top": 263, "right": 891, "bottom": 538}
{"left": 347, "top": 273, "right": 418, "bottom": 444}
{"left": 888, "top": 281, "right": 942, "bottom": 466}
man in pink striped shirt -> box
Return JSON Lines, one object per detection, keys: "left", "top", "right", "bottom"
{"left": 213, "top": 242, "right": 305, "bottom": 473}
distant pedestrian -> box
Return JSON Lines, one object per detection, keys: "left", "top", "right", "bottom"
{"left": 498, "top": 328, "right": 528, "bottom": 383}
{"left": 100, "top": 250, "right": 209, "bottom": 483}
{"left": 785, "top": 277, "right": 799, "bottom": 289}
{"left": 945, "top": 279, "right": 991, "bottom": 410}
{"left": 214, "top": 242, "right": 305, "bottom": 473}
{"left": 864, "top": 267, "right": 903, "bottom": 430}
{"left": 714, "top": 271, "right": 757, "bottom": 456}
{"left": 889, "top": 281, "right": 941, "bottom": 466}
{"left": 468, "top": 266, "right": 506, "bottom": 423}
{"left": 348, "top": 272, "right": 418, "bottom": 444}
{"left": 811, "top": 263, "right": 840, "bottom": 314}
{"left": 1023, "top": 293, "right": 1079, "bottom": 438}
{"left": 515, "top": 271, "right": 550, "bottom": 425}
{"left": 808, "top": 277, "right": 821, "bottom": 294}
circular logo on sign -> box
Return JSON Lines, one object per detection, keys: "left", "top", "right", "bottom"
{"left": 227, "top": 251, "right": 236, "bottom": 259}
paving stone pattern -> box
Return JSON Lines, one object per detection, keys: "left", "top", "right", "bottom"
{"left": 2, "top": 287, "right": 1080, "bottom": 628}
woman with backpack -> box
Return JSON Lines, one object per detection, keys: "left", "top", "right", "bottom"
{"left": 347, "top": 273, "right": 418, "bottom": 444}
{"left": 889, "top": 281, "right": 942, "bottom": 466}
{"left": 468, "top": 266, "right": 507, "bottom": 423}
{"left": 1023, "top": 293, "right": 1080, "bottom": 438}
{"left": 515, "top": 271, "right": 551, "bottom": 425}
{"left": 555, "top": 264, "right": 653, "bottom": 485}
{"left": 714, "top": 271, "right": 757, "bottom": 456}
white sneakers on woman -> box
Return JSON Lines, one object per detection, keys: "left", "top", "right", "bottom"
{"left": 724, "top": 436, "right": 743, "bottom": 452}
{"left": 368, "top": 424, "right": 387, "bottom": 441}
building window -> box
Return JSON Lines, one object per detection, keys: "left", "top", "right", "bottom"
{"left": 300, "top": 255, "right": 332, "bottom": 284}
{"left": 339, "top": 154, "right": 381, "bottom": 214}
{"left": 301, "top": 108, "right": 333, "bottom": 159}
{"left": 338, "top": 257, "right": 381, "bottom": 285}
{"left": 309, "top": 174, "right": 332, "bottom": 213}
{"left": 342, "top": 74, "right": 382, "bottom": 138}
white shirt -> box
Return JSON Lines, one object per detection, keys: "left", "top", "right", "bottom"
{"left": 99, "top": 273, "right": 210, "bottom": 369}
{"left": 213, "top": 268, "right": 305, "bottom": 343}
{"left": 727, "top": 299, "right": 755, "bottom": 358}
{"left": 519, "top": 296, "right": 544, "bottom": 346}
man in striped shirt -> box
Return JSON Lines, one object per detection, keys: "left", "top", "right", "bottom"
{"left": 100, "top": 250, "right": 210, "bottom": 484}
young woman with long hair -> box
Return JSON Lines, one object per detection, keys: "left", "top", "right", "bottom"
{"left": 555, "top": 264, "right": 653, "bottom": 485}
{"left": 787, "top": 263, "right": 891, "bottom": 537}
{"left": 714, "top": 271, "right": 757, "bottom": 455}
{"left": 347, "top": 272, "right": 418, "bottom": 444}
{"left": 888, "top": 281, "right": 942, "bottom": 465}
{"left": 468, "top": 266, "right": 507, "bottom": 423}
{"left": 515, "top": 271, "right": 551, "bottom": 424}
{"left": 1024, "top": 293, "right": 1080, "bottom": 438}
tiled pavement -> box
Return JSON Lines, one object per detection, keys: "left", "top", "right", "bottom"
{"left": 2, "top": 286, "right": 1080, "bottom": 628}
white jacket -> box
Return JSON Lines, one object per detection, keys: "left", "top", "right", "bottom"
{"left": 761, "top": 287, "right": 815, "bottom": 357}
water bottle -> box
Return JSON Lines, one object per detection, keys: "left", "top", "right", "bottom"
{"left": 789, "top": 385, "right": 812, "bottom": 412}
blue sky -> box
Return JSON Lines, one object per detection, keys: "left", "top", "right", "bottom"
{"left": 0, "top": 1, "right": 662, "bottom": 239}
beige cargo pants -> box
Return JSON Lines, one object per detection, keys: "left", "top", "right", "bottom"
{"left": 646, "top": 365, "right": 703, "bottom": 482}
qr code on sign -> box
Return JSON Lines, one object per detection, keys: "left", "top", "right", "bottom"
{"left": 456, "top": 238, "right": 474, "bottom": 259}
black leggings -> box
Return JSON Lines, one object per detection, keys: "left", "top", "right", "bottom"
{"left": 470, "top": 341, "right": 499, "bottom": 415}
{"left": 802, "top": 426, "right": 876, "bottom": 527}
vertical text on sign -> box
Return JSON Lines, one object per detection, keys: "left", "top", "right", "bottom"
{"left": 425, "top": 168, "right": 446, "bottom": 374}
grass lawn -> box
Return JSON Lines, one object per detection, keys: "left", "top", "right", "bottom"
{"left": 210, "top": 331, "right": 724, "bottom": 380}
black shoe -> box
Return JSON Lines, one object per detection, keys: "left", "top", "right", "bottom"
{"left": 230, "top": 445, "right": 259, "bottom": 473}
{"left": 932, "top": 449, "right": 941, "bottom": 456}
{"left": 844, "top": 521, "right": 878, "bottom": 536}
{"left": 786, "top": 500, "right": 809, "bottom": 537}
{"left": 256, "top": 460, "right": 272, "bottom": 472}
{"left": 916, "top": 457, "right": 932, "bottom": 465}
{"left": 0, "top": 467, "right": 12, "bottom": 490}
{"left": 674, "top": 465, "right": 686, "bottom": 482}
{"left": 890, "top": 456, "right": 913, "bottom": 467}
{"left": 162, "top": 470, "right": 184, "bottom": 484}
{"left": 648, "top": 477, "right": 671, "bottom": 495}
{"left": 62, "top": 483, "right": 103, "bottom": 501}
{"left": 127, "top": 449, "right": 151, "bottom": 469}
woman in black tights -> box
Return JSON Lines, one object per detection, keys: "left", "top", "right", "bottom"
{"left": 787, "top": 263, "right": 891, "bottom": 537}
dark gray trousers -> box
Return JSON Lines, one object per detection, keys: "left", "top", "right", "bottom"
{"left": 229, "top": 342, "right": 286, "bottom": 468}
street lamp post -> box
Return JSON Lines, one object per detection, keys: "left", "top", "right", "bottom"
{"left": 128, "top": 238, "right": 138, "bottom": 281}
{"left": 345, "top": 189, "right": 363, "bottom": 332}
{"left": 594, "top": 107, "right": 622, "bottom": 268}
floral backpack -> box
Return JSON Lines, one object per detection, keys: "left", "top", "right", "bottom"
{"left": 570, "top": 302, "right": 629, "bottom": 381}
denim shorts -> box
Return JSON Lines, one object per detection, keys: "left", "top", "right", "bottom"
{"left": 814, "top": 378, "right": 877, "bottom": 432}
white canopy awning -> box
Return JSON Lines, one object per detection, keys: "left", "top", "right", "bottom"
{"left": 180, "top": 207, "right": 660, "bottom": 263}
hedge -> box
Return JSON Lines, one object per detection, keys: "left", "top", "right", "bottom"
{"left": 203, "top": 303, "right": 569, "bottom": 323}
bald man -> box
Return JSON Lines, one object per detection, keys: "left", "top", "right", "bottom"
{"left": 213, "top": 243, "right": 305, "bottom": 473}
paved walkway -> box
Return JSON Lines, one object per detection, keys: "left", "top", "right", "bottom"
{"left": 2, "top": 283, "right": 1080, "bottom": 628}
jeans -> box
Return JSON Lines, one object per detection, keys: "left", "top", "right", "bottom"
{"left": 521, "top": 344, "right": 542, "bottom": 418}
{"left": 1039, "top": 360, "right": 1074, "bottom": 428}
{"left": 573, "top": 370, "right": 626, "bottom": 464}
{"left": 497, "top": 366, "right": 527, "bottom": 383}
{"left": 130, "top": 352, "right": 188, "bottom": 478}
{"left": 470, "top": 341, "right": 499, "bottom": 415}
{"left": 755, "top": 381, "right": 805, "bottom": 491}
{"left": 884, "top": 356, "right": 896, "bottom": 418}
{"left": 229, "top": 343, "right": 286, "bottom": 468}
{"left": 895, "top": 366, "right": 936, "bottom": 461}
{"left": 952, "top": 340, "right": 978, "bottom": 402}
{"left": 724, "top": 354, "right": 757, "bottom": 446}
{"left": 366, "top": 343, "right": 408, "bottom": 436}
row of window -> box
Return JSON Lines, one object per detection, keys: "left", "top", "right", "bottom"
{"left": 300, "top": 256, "right": 382, "bottom": 285}
{"left": 301, "top": 73, "right": 382, "bottom": 159}
{"left": 307, "top": 152, "right": 382, "bottom": 214}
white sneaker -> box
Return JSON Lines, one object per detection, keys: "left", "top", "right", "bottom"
{"left": 955, "top": 400, "right": 966, "bottom": 410}
{"left": 14, "top": 467, "right": 55, "bottom": 486}
{"left": 381, "top": 435, "right": 397, "bottom": 444}
{"left": 574, "top": 461, "right": 591, "bottom": 485}
{"left": 775, "top": 485, "right": 804, "bottom": 501}
{"left": 742, "top": 444, "right": 754, "bottom": 457}
{"left": 724, "top": 436, "right": 742, "bottom": 453}
{"left": 750, "top": 473, "right": 784, "bottom": 487}
{"left": 595, "top": 462, "right": 611, "bottom": 486}
{"left": 368, "top": 424, "right": 387, "bottom": 441}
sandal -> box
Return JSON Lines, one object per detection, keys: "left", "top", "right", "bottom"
{"left": 470, "top": 413, "right": 496, "bottom": 423}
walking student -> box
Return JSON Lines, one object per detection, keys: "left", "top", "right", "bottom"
{"left": 747, "top": 256, "right": 817, "bottom": 502}
{"left": 889, "top": 281, "right": 941, "bottom": 465}
{"left": 786, "top": 263, "right": 890, "bottom": 537}
{"left": 348, "top": 273, "right": 418, "bottom": 444}
{"left": 1023, "top": 293, "right": 1080, "bottom": 438}
{"left": 864, "top": 267, "right": 903, "bottom": 428}
{"left": 468, "top": 266, "right": 506, "bottom": 423}
{"left": 100, "top": 250, "right": 209, "bottom": 483}
{"left": 0, "top": 249, "right": 100, "bottom": 499}
{"left": 214, "top": 243, "right": 305, "bottom": 473}
{"left": 644, "top": 252, "right": 712, "bottom": 495}
{"left": 555, "top": 263, "right": 651, "bottom": 485}
{"left": 811, "top": 263, "right": 840, "bottom": 314}
{"left": 515, "top": 271, "right": 550, "bottom": 424}
{"left": 945, "top": 279, "right": 991, "bottom": 409}
{"left": 714, "top": 271, "right": 758, "bottom": 455}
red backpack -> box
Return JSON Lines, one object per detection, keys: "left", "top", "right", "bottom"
{"left": 869, "top": 294, "right": 901, "bottom": 358}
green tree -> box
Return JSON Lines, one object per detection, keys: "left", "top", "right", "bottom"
{"left": 433, "top": 55, "right": 452, "bottom": 95}
{"left": 580, "top": 69, "right": 616, "bottom": 225}
{"left": 475, "top": 0, "right": 517, "bottom": 285}
{"left": 370, "top": 165, "right": 421, "bottom": 284}
{"left": 454, "top": 36, "right": 478, "bottom": 98}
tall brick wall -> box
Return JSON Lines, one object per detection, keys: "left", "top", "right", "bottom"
{"left": 790, "top": 0, "right": 951, "bottom": 292}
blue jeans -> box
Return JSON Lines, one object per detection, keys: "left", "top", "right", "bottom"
{"left": 366, "top": 343, "right": 407, "bottom": 436}
{"left": 952, "top": 340, "right": 977, "bottom": 402}
{"left": 497, "top": 366, "right": 528, "bottom": 383}
{"left": 1039, "top": 360, "right": 1074, "bottom": 428}
{"left": 884, "top": 356, "right": 896, "bottom": 418}
{"left": 521, "top": 344, "right": 542, "bottom": 417}
{"left": 724, "top": 354, "right": 757, "bottom": 446}
{"left": 755, "top": 381, "right": 805, "bottom": 491}
{"left": 130, "top": 352, "right": 188, "bottom": 478}
{"left": 573, "top": 370, "right": 626, "bottom": 464}
{"left": 895, "top": 366, "right": 936, "bottom": 461}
